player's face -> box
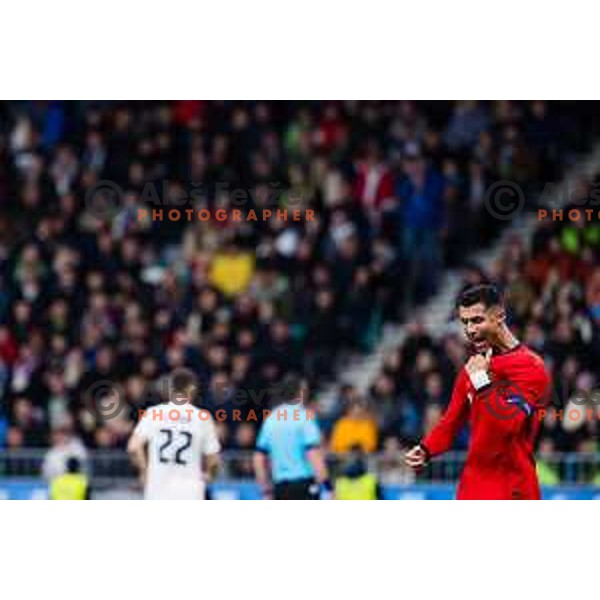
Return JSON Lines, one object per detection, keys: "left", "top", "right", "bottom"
{"left": 458, "top": 303, "right": 503, "bottom": 353}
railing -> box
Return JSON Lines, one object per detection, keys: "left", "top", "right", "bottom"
{"left": 419, "top": 452, "right": 600, "bottom": 486}
{"left": 1, "top": 449, "right": 599, "bottom": 487}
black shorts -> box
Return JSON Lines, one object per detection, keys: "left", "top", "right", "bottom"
{"left": 273, "top": 478, "right": 320, "bottom": 500}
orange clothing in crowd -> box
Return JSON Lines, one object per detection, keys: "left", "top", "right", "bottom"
{"left": 330, "top": 416, "right": 378, "bottom": 454}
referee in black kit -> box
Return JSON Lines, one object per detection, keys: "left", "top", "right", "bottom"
{"left": 253, "top": 374, "right": 333, "bottom": 500}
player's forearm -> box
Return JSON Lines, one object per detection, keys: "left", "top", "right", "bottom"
{"left": 204, "top": 454, "right": 220, "bottom": 482}
{"left": 422, "top": 422, "right": 456, "bottom": 458}
{"left": 306, "top": 448, "right": 329, "bottom": 484}
{"left": 129, "top": 449, "right": 148, "bottom": 488}
{"left": 127, "top": 437, "right": 148, "bottom": 475}
{"left": 128, "top": 447, "right": 147, "bottom": 473}
{"left": 423, "top": 372, "right": 470, "bottom": 457}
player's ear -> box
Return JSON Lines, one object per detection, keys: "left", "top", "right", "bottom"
{"left": 493, "top": 305, "right": 506, "bottom": 324}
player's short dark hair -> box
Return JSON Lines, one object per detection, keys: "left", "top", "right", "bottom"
{"left": 171, "top": 367, "right": 199, "bottom": 394}
{"left": 456, "top": 284, "right": 503, "bottom": 310}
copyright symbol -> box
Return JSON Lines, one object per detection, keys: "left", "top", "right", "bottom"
{"left": 84, "top": 180, "right": 124, "bottom": 220}
{"left": 88, "top": 380, "right": 126, "bottom": 422}
{"left": 484, "top": 180, "right": 525, "bottom": 221}
{"left": 483, "top": 379, "right": 524, "bottom": 422}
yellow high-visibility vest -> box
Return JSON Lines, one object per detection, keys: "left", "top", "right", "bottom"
{"left": 335, "top": 473, "right": 378, "bottom": 500}
{"left": 50, "top": 473, "right": 89, "bottom": 500}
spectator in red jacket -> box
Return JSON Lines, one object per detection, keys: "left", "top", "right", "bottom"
{"left": 355, "top": 140, "right": 394, "bottom": 217}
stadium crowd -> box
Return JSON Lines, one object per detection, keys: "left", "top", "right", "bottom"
{"left": 0, "top": 101, "right": 597, "bottom": 477}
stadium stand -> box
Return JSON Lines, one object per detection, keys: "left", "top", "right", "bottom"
{"left": 1, "top": 101, "right": 599, "bottom": 493}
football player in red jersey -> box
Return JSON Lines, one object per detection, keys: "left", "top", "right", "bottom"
{"left": 405, "top": 284, "right": 551, "bottom": 499}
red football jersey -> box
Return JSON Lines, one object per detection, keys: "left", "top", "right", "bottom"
{"left": 422, "top": 344, "right": 550, "bottom": 500}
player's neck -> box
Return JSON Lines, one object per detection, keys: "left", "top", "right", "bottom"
{"left": 492, "top": 326, "right": 520, "bottom": 354}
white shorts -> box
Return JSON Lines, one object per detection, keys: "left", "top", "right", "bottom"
{"left": 144, "top": 480, "right": 206, "bottom": 500}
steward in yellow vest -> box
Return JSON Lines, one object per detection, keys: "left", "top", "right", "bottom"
{"left": 334, "top": 448, "right": 381, "bottom": 500}
{"left": 50, "top": 457, "right": 90, "bottom": 500}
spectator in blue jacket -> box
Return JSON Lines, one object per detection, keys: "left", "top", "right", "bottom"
{"left": 396, "top": 150, "right": 446, "bottom": 306}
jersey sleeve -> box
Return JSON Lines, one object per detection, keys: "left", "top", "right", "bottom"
{"left": 302, "top": 418, "right": 321, "bottom": 450}
{"left": 422, "top": 369, "right": 471, "bottom": 457}
{"left": 491, "top": 357, "right": 551, "bottom": 436}
{"left": 256, "top": 420, "right": 272, "bottom": 454}
{"left": 521, "top": 357, "right": 551, "bottom": 411}
{"left": 201, "top": 416, "right": 221, "bottom": 455}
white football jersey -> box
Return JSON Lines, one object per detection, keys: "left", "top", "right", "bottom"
{"left": 133, "top": 402, "right": 221, "bottom": 500}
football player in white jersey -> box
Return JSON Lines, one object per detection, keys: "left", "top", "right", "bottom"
{"left": 127, "top": 368, "right": 220, "bottom": 500}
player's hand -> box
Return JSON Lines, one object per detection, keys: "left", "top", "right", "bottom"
{"left": 465, "top": 349, "right": 492, "bottom": 390}
{"left": 465, "top": 352, "right": 490, "bottom": 375}
{"left": 405, "top": 445, "right": 429, "bottom": 470}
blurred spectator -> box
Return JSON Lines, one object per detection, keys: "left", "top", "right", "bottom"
{"left": 49, "top": 456, "right": 90, "bottom": 500}
{"left": 379, "top": 436, "right": 415, "bottom": 485}
{"left": 445, "top": 101, "right": 490, "bottom": 151}
{"left": 396, "top": 151, "right": 446, "bottom": 304}
{"left": 209, "top": 239, "right": 255, "bottom": 297}
{"left": 330, "top": 397, "right": 378, "bottom": 454}
{"left": 334, "top": 446, "right": 381, "bottom": 500}
{"left": 536, "top": 438, "right": 560, "bottom": 486}
{"left": 41, "top": 425, "right": 89, "bottom": 481}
